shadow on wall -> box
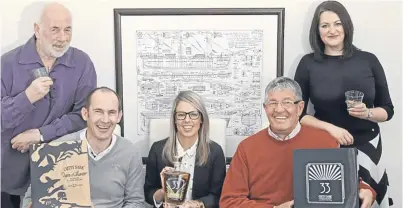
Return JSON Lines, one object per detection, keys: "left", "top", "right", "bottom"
{"left": 1, "top": 1, "right": 48, "bottom": 54}
{"left": 287, "top": 1, "right": 322, "bottom": 115}
{"left": 287, "top": 0, "right": 320, "bottom": 79}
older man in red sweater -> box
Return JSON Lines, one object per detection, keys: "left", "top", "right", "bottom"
{"left": 219, "top": 77, "right": 375, "bottom": 208}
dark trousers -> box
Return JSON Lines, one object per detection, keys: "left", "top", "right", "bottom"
{"left": 1, "top": 192, "right": 20, "bottom": 208}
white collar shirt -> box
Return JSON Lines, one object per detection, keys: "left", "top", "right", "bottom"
{"left": 176, "top": 136, "right": 198, "bottom": 201}
{"left": 80, "top": 129, "right": 117, "bottom": 161}
{"left": 267, "top": 122, "right": 301, "bottom": 141}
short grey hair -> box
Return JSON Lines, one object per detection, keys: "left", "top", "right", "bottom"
{"left": 263, "top": 77, "right": 303, "bottom": 103}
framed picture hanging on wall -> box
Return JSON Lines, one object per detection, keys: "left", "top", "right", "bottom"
{"left": 114, "top": 8, "right": 285, "bottom": 158}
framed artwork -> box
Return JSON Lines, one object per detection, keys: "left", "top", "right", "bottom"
{"left": 114, "top": 8, "right": 285, "bottom": 157}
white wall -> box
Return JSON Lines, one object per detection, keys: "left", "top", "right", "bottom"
{"left": 1, "top": 0, "right": 401, "bottom": 206}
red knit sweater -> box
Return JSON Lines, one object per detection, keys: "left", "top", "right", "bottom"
{"left": 219, "top": 125, "right": 376, "bottom": 208}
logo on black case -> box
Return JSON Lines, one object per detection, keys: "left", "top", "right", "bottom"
{"left": 306, "top": 163, "right": 345, "bottom": 204}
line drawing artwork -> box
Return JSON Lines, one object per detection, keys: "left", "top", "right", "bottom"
{"left": 136, "top": 30, "right": 263, "bottom": 136}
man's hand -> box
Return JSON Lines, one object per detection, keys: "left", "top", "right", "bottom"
{"left": 27, "top": 202, "right": 32, "bottom": 208}
{"left": 11, "top": 129, "right": 41, "bottom": 153}
{"left": 274, "top": 200, "right": 294, "bottom": 208}
{"left": 25, "top": 77, "right": 53, "bottom": 104}
{"left": 359, "top": 189, "right": 373, "bottom": 208}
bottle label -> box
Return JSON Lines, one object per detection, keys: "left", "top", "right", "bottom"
{"left": 166, "top": 177, "right": 187, "bottom": 201}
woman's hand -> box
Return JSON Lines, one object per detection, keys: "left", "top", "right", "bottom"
{"left": 154, "top": 166, "right": 175, "bottom": 203}
{"left": 160, "top": 166, "right": 175, "bottom": 190}
{"left": 163, "top": 202, "right": 178, "bottom": 208}
{"left": 327, "top": 124, "right": 354, "bottom": 145}
{"left": 348, "top": 103, "right": 369, "bottom": 120}
{"left": 178, "top": 200, "right": 205, "bottom": 208}
{"left": 153, "top": 188, "right": 165, "bottom": 204}
{"left": 359, "top": 189, "right": 374, "bottom": 208}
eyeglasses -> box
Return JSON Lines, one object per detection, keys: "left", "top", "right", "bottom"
{"left": 265, "top": 100, "right": 301, "bottom": 109}
{"left": 175, "top": 111, "right": 201, "bottom": 120}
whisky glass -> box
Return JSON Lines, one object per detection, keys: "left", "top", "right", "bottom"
{"left": 31, "top": 67, "right": 48, "bottom": 79}
{"left": 345, "top": 90, "right": 364, "bottom": 109}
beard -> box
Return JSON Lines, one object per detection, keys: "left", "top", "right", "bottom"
{"left": 48, "top": 43, "right": 70, "bottom": 58}
{"left": 41, "top": 40, "right": 70, "bottom": 58}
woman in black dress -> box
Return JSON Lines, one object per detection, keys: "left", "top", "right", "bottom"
{"left": 294, "top": 1, "right": 394, "bottom": 207}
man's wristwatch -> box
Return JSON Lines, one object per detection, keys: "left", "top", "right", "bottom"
{"left": 366, "top": 109, "right": 373, "bottom": 119}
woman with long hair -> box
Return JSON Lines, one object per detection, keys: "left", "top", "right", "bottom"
{"left": 144, "top": 91, "right": 226, "bottom": 208}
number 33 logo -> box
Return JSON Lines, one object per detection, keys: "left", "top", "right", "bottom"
{"left": 172, "top": 181, "right": 179, "bottom": 189}
{"left": 320, "top": 182, "right": 331, "bottom": 194}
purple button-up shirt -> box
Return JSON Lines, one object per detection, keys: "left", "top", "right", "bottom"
{"left": 1, "top": 36, "right": 97, "bottom": 195}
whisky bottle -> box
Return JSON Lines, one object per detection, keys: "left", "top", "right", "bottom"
{"left": 163, "top": 158, "right": 191, "bottom": 206}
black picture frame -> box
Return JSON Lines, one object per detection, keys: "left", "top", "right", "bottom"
{"left": 114, "top": 8, "right": 285, "bottom": 158}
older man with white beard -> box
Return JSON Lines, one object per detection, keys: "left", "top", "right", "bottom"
{"left": 1, "top": 2, "right": 96, "bottom": 207}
